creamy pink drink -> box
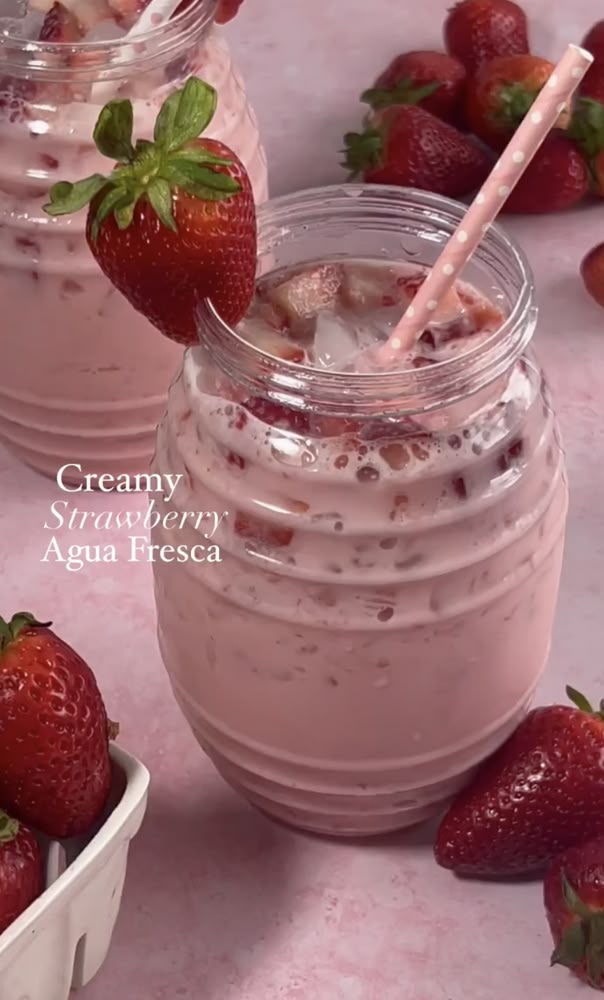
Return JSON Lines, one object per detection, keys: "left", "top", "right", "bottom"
{"left": 0, "top": 0, "right": 267, "bottom": 482}
{"left": 151, "top": 186, "right": 567, "bottom": 836}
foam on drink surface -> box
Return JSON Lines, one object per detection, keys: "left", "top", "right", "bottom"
{"left": 236, "top": 258, "right": 505, "bottom": 374}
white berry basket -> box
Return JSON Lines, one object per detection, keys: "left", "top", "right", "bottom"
{"left": 0, "top": 744, "right": 150, "bottom": 1000}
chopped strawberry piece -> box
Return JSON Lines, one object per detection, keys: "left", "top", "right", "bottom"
{"left": 244, "top": 397, "right": 310, "bottom": 433}
{"left": 238, "top": 316, "right": 305, "bottom": 363}
{"left": 39, "top": 2, "right": 83, "bottom": 41}
{"left": 226, "top": 451, "right": 245, "bottom": 469}
{"left": 266, "top": 265, "right": 344, "bottom": 326}
{"left": 234, "top": 512, "right": 293, "bottom": 548}
{"left": 452, "top": 476, "right": 468, "bottom": 499}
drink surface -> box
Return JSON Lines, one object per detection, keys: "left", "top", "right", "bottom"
{"left": 152, "top": 255, "right": 567, "bottom": 836}
{"left": 238, "top": 257, "right": 505, "bottom": 373}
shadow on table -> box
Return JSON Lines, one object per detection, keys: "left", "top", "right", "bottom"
{"left": 118, "top": 777, "right": 304, "bottom": 1000}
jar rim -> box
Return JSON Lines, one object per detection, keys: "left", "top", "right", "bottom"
{"left": 196, "top": 184, "right": 537, "bottom": 418}
{"left": 0, "top": 0, "right": 217, "bottom": 81}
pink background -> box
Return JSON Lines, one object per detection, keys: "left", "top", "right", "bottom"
{"left": 2, "top": 0, "right": 604, "bottom": 997}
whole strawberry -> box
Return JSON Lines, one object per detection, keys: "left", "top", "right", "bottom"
{"left": 581, "top": 242, "right": 604, "bottom": 308}
{"left": 0, "top": 811, "right": 43, "bottom": 934}
{"left": 434, "top": 687, "right": 604, "bottom": 876}
{"left": 466, "top": 54, "right": 564, "bottom": 150}
{"left": 444, "top": 0, "right": 529, "bottom": 76}
{"left": 43, "top": 77, "right": 257, "bottom": 346}
{"left": 342, "top": 105, "right": 491, "bottom": 199}
{"left": 0, "top": 613, "right": 114, "bottom": 839}
{"left": 500, "top": 134, "right": 588, "bottom": 214}
{"left": 544, "top": 836, "right": 604, "bottom": 989}
{"left": 582, "top": 21, "right": 604, "bottom": 61}
{"left": 361, "top": 50, "right": 467, "bottom": 125}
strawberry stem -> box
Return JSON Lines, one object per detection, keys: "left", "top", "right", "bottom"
{"left": 495, "top": 82, "right": 541, "bottom": 127}
{"left": 566, "top": 685, "right": 596, "bottom": 714}
{"left": 0, "top": 612, "right": 51, "bottom": 654}
{"left": 341, "top": 127, "right": 384, "bottom": 176}
{"left": 0, "top": 811, "right": 19, "bottom": 844}
{"left": 360, "top": 79, "right": 441, "bottom": 112}
{"left": 42, "top": 77, "right": 241, "bottom": 240}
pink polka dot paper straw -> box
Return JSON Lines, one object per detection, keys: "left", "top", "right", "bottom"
{"left": 380, "top": 43, "right": 594, "bottom": 362}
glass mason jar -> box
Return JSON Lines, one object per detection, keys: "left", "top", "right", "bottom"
{"left": 151, "top": 185, "right": 567, "bottom": 837}
{"left": 0, "top": 0, "right": 267, "bottom": 482}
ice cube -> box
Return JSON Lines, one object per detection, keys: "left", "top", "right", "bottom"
{"left": 312, "top": 312, "right": 358, "bottom": 369}
{"left": 0, "top": 0, "right": 27, "bottom": 16}
{"left": 84, "top": 14, "right": 125, "bottom": 40}
{"left": 0, "top": 0, "right": 43, "bottom": 36}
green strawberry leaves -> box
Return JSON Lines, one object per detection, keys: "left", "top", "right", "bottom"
{"left": 495, "top": 82, "right": 541, "bottom": 127}
{"left": 342, "top": 127, "right": 384, "bottom": 176}
{"left": 44, "top": 175, "right": 108, "bottom": 217}
{"left": 42, "top": 76, "right": 241, "bottom": 238}
{"left": 93, "top": 99, "right": 135, "bottom": 162}
{"left": 361, "top": 78, "right": 440, "bottom": 112}
{"left": 552, "top": 875, "right": 604, "bottom": 986}
{"left": 162, "top": 159, "right": 240, "bottom": 200}
{"left": 154, "top": 76, "right": 218, "bottom": 153}
{"left": 0, "top": 811, "right": 19, "bottom": 844}
{"left": 147, "top": 178, "right": 177, "bottom": 232}
{"left": 566, "top": 685, "right": 604, "bottom": 719}
{"left": 0, "top": 612, "right": 52, "bottom": 653}
{"left": 569, "top": 98, "right": 604, "bottom": 167}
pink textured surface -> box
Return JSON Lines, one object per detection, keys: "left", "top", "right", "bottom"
{"left": 1, "top": 0, "right": 604, "bottom": 996}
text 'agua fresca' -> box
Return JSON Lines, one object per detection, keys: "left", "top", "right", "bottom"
{"left": 41, "top": 465, "right": 228, "bottom": 572}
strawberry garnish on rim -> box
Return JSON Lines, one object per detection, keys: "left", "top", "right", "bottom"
{"left": 43, "top": 77, "right": 257, "bottom": 345}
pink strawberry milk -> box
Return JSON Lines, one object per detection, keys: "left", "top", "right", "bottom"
{"left": 0, "top": 0, "right": 266, "bottom": 481}
{"left": 150, "top": 185, "right": 568, "bottom": 836}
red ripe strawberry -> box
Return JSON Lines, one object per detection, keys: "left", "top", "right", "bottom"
{"left": 582, "top": 21, "right": 604, "bottom": 60}
{"left": 342, "top": 105, "right": 492, "bottom": 199}
{"left": 434, "top": 687, "right": 604, "bottom": 876}
{"left": 215, "top": 0, "right": 244, "bottom": 23}
{"left": 43, "top": 77, "right": 257, "bottom": 346}
{"left": 444, "top": 0, "right": 529, "bottom": 75}
{"left": 466, "top": 54, "right": 564, "bottom": 150}
{"left": 580, "top": 60, "right": 604, "bottom": 106}
{"left": 0, "top": 812, "right": 43, "bottom": 934}
{"left": 39, "top": 1, "right": 83, "bottom": 41}
{"left": 0, "top": 612, "right": 114, "bottom": 839}
{"left": 544, "top": 836, "right": 604, "bottom": 989}
{"left": 361, "top": 51, "right": 467, "bottom": 125}
{"left": 500, "top": 134, "right": 588, "bottom": 214}
{"left": 581, "top": 242, "right": 604, "bottom": 308}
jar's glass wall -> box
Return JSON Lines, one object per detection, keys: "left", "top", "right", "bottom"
{"left": 151, "top": 186, "right": 567, "bottom": 837}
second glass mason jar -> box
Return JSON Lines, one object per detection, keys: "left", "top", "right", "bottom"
{"left": 0, "top": 0, "right": 267, "bottom": 482}
{"left": 152, "top": 185, "right": 568, "bottom": 837}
